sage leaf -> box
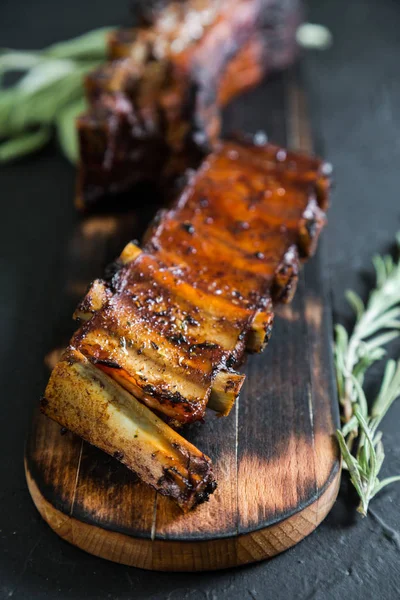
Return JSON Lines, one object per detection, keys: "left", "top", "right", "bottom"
{"left": 0, "top": 127, "right": 51, "bottom": 163}
{"left": 56, "top": 96, "right": 86, "bottom": 163}
{"left": 0, "top": 27, "right": 111, "bottom": 160}
{"left": 43, "top": 27, "right": 114, "bottom": 60}
{"left": 1, "top": 63, "right": 98, "bottom": 138}
{"left": 17, "top": 59, "right": 76, "bottom": 94}
{"left": 0, "top": 51, "right": 43, "bottom": 84}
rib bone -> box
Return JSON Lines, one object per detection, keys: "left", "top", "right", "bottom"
{"left": 43, "top": 348, "right": 216, "bottom": 512}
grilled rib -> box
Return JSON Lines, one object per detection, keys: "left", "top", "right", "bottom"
{"left": 76, "top": 0, "right": 301, "bottom": 208}
{"left": 71, "top": 141, "right": 329, "bottom": 424}
{"left": 43, "top": 348, "right": 216, "bottom": 512}
{"left": 43, "top": 140, "right": 330, "bottom": 509}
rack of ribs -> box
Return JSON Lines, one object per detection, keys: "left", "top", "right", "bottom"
{"left": 76, "top": 0, "right": 302, "bottom": 209}
{"left": 43, "top": 140, "right": 331, "bottom": 511}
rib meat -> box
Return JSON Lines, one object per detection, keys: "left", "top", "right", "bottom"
{"left": 76, "top": 0, "right": 301, "bottom": 208}
{"left": 42, "top": 140, "right": 330, "bottom": 509}
{"left": 44, "top": 348, "right": 216, "bottom": 511}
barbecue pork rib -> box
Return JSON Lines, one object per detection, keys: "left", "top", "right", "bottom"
{"left": 76, "top": 0, "right": 301, "bottom": 208}
{"left": 43, "top": 348, "right": 216, "bottom": 511}
{"left": 43, "top": 140, "right": 330, "bottom": 509}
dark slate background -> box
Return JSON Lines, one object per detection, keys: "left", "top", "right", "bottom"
{"left": 1, "top": 0, "right": 400, "bottom": 598}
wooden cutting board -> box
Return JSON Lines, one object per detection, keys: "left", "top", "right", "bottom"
{"left": 25, "top": 69, "right": 341, "bottom": 571}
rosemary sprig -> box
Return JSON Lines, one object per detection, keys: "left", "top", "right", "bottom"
{"left": 335, "top": 233, "right": 400, "bottom": 515}
{"left": 0, "top": 27, "right": 113, "bottom": 163}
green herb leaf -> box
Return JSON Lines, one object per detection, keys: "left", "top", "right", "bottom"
{"left": 336, "top": 430, "right": 366, "bottom": 506}
{"left": 0, "top": 27, "right": 113, "bottom": 65}
{"left": 56, "top": 96, "right": 86, "bottom": 163}
{"left": 372, "top": 475, "right": 400, "bottom": 498}
{"left": 43, "top": 27, "right": 114, "bottom": 60}
{"left": 0, "top": 127, "right": 51, "bottom": 162}
{"left": 0, "top": 51, "right": 43, "bottom": 84}
{"left": 0, "top": 27, "right": 112, "bottom": 161}
{"left": 345, "top": 290, "right": 365, "bottom": 321}
{"left": 17, "top": 59, "right": 76, "bottom": 94}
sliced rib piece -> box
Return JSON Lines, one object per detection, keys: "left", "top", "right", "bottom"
{"left": 42, "top": 348, "right": 216, "bottom": 512}
{"left": 148, "top": 141, "right": 329, "bottom": 307}
{"left": 72, "top": 251, "right": 249, "bottom": 424}
{"left": 76, "top": 0, "right": 301, "bottom": 208}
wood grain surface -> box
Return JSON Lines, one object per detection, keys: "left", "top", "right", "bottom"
{"left": 25, "top": 69, "right": 341, "bottom": 571}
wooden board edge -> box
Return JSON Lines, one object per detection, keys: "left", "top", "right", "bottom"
{"left": 25, "top": 457, "right": 341, "bottom": 572}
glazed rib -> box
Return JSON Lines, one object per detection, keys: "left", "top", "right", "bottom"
{"left": 51, "top": 140, "right": 328, "bottom": 424}
{"left": 43, "top": 348, "right": 216, "bottom": 512}
{"left": 43, "top": 140, "right": 330, "bottom": 509}
{"left": 76, "top": 0, "right": 301, "bottom": 208}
